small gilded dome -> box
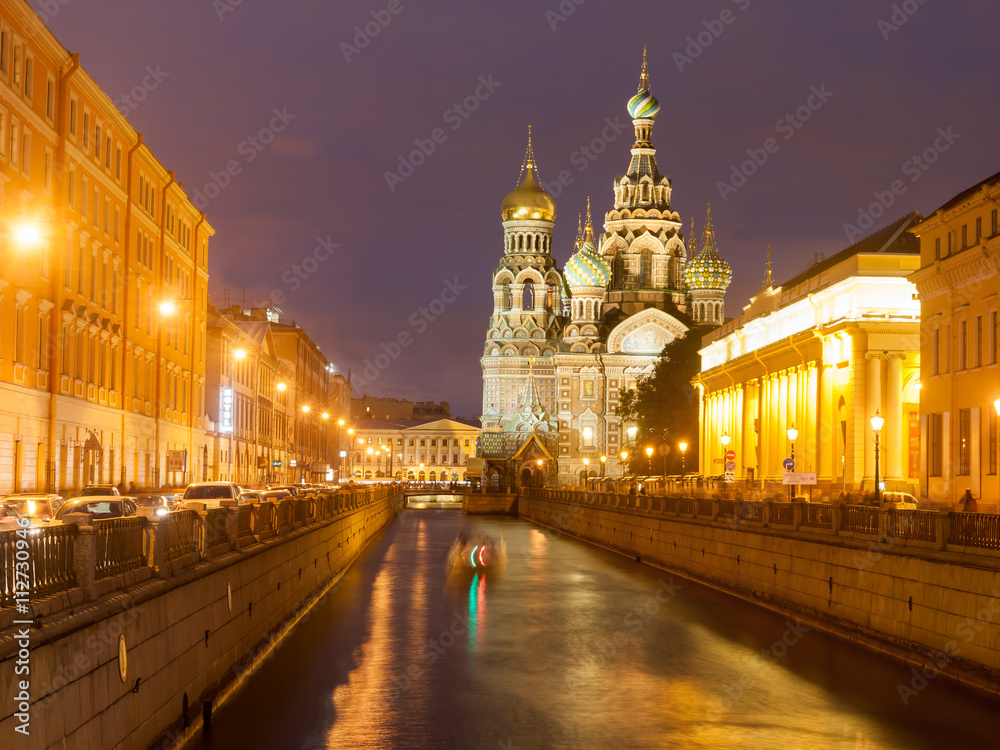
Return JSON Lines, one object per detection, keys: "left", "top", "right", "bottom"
{"left": 565, "top": 241, "right": 611, "bottom": 289}
{"left": 501, "top": 169, "right": 557, "bottom": 222}
{"left": 684, "top": 235, "right": 732, "bottom": 291}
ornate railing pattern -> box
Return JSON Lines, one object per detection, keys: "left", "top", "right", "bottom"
{"left": 518, "top": 488, "right": 1000, "bottom": 555}
{"left": 0, "top": 485, "right": 401, "bottom": 610}
{"left": 950, "top": 512, "right": 1000, "bottom": 549}
{"left": 0, "top": 524, "right": 78, "bottom": 607}
{"left": 95, "top": 518, "right": 146, "bottom": 580}
{"left": 164, "top": 511, "right": 202, "bottom": 561}
{"left": 843, "top": 506, "right": 879, "bottom": 535}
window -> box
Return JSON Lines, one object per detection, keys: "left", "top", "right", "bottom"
{"left": 976, "top": 217, "right": 983, "bottom": 244}
{"left": 115, "top": 146, "right": 122, "bottom": 180}
{"left": 961, "top": 224, "right": 968, "bottom": 249}
{"left": 934, "top": 238, "right": 941, "bottom": 260}
{"left": 931, "top": 328, "right": 940, "bottom": 375}
{"left": 37, "top": 316, "right": 47, "bottom": 370}
{"left": 12, "top": 42, "right": 20, "bottom": 86}
{"left": 958, "top": 409, "right": 970, "bottom": 476}
{"left": 947, "top": 233, "right": 953, "bottom": 255}
{"left": 67, "top": 167, "right": 76, "bottom": 207}
{"left": 0, "top": 109, "right": 5, "bottom": 156}
{"left": 83, "top": 112, "right": 89, "bottom": 149}
{"left": 991, "top": 410, "right": 998, "bottom": 476}
{"left": 69, "top": 97, "right": 77, "bottom": 135}
{"left": 22, "top": 53, "right": 32, "bottom": 98}
{"left": 114, "top": 207, "right": 120, "bottom": 243}
{"left": 992, "top": 311, "right": 998, "bottom": 365}
{"left": 105, "top": 137, "right": 111, "bottom": 169}
{"left": 14, "top": 306, "right": 25, "bottom": 363}
{"left": 45, "top": 78, "right": 54, "bottom": 119}
{"left": 43, "top": 150, "right": 52, "bottom": 191}
{"left": 0, "top": 30, "right": 7, "bottom": 76}
{"left": 929, "top": 413, "right": 943, "bottom": 477}
{"left": 959, "top": 320, "right": 967, "bottom": 370}
{"left": 95, "top": 125, "right": 101, "bottom": 159}
{"left": 976, "top": 315, "right": 983, "bottom": 368}
{"left": 20, "top": 130, "right": 28, "bottom": 176}
{"left": 9, "top": 120, "right": 18, "bottom": 167}
{"left": 993, "top": 210, "right": 998, "bottom": 237}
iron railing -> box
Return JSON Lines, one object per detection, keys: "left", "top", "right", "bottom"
{"left": 95, "top": 517, "right": 147, "bottom": 580}
{"left": 0, "top": 524, "right": 78, "bottom": 607}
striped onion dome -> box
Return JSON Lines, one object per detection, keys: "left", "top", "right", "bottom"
{"left": 628, "top": 48, "right": 660, "bottom": 120}
{"left": 565, "top": 241, "right": 611, "bottom": 289}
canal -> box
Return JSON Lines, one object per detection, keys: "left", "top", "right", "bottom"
{"left": 188, "top": 498, "right": 1000, "bottom": 749}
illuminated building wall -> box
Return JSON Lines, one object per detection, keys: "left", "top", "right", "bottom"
{"left": 0, "top": 0, "right": 213, "bottom": 493}
{"left": 697, "top": 214, "right": 922, "bottom": 495}
{"left": 350, "top": 418, "right": 480, "bottom": 482}
{"left": 910, "top": 171, "right": 1000, "bottom": 506}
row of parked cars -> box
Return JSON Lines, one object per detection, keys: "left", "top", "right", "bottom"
{"left": 0, "top": 481, "right": 333, "bottom": 529}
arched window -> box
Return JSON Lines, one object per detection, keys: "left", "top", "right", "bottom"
{"left": 613, "top": 251, "right": 625, "bottom": 290}
{"left": 522, "top": 281, "right": 534, "bottom": 311}
{"left": 639, "top": 248, "right": 653, "bottom": 287}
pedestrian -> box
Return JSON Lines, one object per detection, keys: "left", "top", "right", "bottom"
{"left": 127, "top": 481, "right": 138, "bottom": 494}
{"left": 961, "top": 489, "right": 978, "bottom": 513}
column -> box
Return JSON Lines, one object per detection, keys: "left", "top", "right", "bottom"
{"left": 770, "top": 376, "right": 781, "bottom": 478}
{"left": 886, "top": 354, "right": 904, "bottom": 480}
{"left": 778, "top": 372, "right": 789, "bottom": 468}
{"left": 819, "top": 364, "right": 834, "bottom": 481}
{"left": 865, "top": 353, "right": 883, "bottom": 481}
{"left": 806, "top": 365, "right": 818, "bottom": 473}
{"left": 735, "top": 385, "right": 745, "bottom": 477}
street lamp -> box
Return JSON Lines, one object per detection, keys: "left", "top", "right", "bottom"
{"left": 679, "top": 442, "right": 688, "bottom": 482}
{"left": 600, "top": 455, "right": 606, "bottom": 478}
{"left": 582, "top": 457, "right": 589, "bottom": 487}
{"left": 620, "top": 450, "right": 628, "bottom": 477}
{"left": 786, "top": 426, "right": 798, "bottom": 500}
{"left": 11, "top": 221, "right": 42, "bottom": 248}
{"left": 645, "top": 446, "right": 654, "bottom": 476}
{"left": 871, "top": 410, "right": 884, "bottom": 505}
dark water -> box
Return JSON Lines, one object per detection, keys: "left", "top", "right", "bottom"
{"left": 189, "top": 499, "right": 1000, "bottom": 749}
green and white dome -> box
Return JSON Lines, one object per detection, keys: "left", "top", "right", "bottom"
{"left": 565, "top": 241, "right": 611, "bottom": 289}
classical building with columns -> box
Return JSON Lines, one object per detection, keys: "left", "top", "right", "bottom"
{"left": 910, "top": 170, "right": 1000, "bottom": 507}
{"left": 480, "top": 52, "right": 730, "bottom": 488}
{"left": 696, "top": 213, "right": 922, "bottom": 496}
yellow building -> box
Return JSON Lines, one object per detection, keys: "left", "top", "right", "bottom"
{"left": 351, "top": 416, "right": 480, "bottom": 482}
{"left": 910, "top": 170, "right": 1000, "bottom": 508}
{"left": 697, "top": 214, "right": 922, "bottom": 497}
{"left": 0, "top": 0, "right": 213, "bottom": 493}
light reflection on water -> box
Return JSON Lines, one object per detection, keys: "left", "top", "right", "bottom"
{"left": 191, "top": 501, "right": 1000, "bottom": 750}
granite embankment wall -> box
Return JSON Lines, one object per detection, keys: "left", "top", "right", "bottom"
{"left": 0, "top": 488, "right": 404, "bottom": 750}
{"left": 518, "top": 490, "right": 1000, "bottom": 698}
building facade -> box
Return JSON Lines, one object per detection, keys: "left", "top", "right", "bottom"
{"left": 480, "top": 53, "right": 730, "bottom": 488}
{"left": 910, "top": 170, "right": 1000, "bottom": 507}
{"left": 350, "top": 417, "right": 480, "bottom": 482}
{"left": 205, "top": 305, "right": 350, "bottom": 485}
{"left": 697, "top": 214, "right": 922, "bottom": 496}
{"left": 0, "top": 0, "right": 213, "bottom": 493}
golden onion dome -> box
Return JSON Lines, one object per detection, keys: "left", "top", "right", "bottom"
{"left": 501, "top": 168, "right": 557, "bottom": 222}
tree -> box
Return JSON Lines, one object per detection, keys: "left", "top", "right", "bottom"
{"left": 618, "top": 326, "right": 709, "bottom": 475}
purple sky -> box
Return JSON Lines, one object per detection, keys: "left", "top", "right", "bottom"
{"left": 43, "top": 0, "right": 1000, "bottom": 417}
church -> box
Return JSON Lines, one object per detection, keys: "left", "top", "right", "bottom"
{"left": 478, "top": 53, "right": 732, "bottom": 488}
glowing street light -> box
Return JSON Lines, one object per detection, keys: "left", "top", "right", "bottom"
{"left": 159, "top": 300, "right": 176, "bottom": 316}
{"left": 276, "top": 382, "right": 287, "bottom": 392}
{"left": 678, "top": 442, "right": 688, "bottom": 479}
{"left": 600, "top": 454, "right": 606, "bottom": 477}
{"left": 645, "top": 445, "right": 654, "bottom": 475}
{"left": 786, "top": 426, "right": 798, "bottom": 500}
{"left": 301, "top": 404, "right": 311, "bottom": 413}
{"left": 619, "top": 450, "right": 629, "bottom": 477}
{"left": 871, "top": 410, "right": 884, "bottom": 505}
{"left": 234, "top": 348, "right": 247, "bottom": 361}
{"left": 12, "top": 222, "right": 42, "bottom": 248}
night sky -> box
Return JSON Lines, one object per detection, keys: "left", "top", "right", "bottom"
{"left": 42, "top": 0, "right": 1000, "bottom": 417}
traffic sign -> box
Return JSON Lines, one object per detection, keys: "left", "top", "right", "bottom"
{"left": 723, "top": 471, "right": 735, "bottom": 483}
{"left": 783, "top": 458, "right": 795, "bottom": 471}
{"left": 725, "top": 450, "right": 736, "bottom": 461}
{"left": 782, "top": 472, "right": 817, "bottom": 485}
{"left": 658, "top": 444, "right": 671, "bottom": 456}
{"left": 725, "top": 461, "right": 736, "bottom": 471}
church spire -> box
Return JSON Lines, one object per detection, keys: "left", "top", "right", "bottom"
{"left": 584, "top": 196, "right": 595, "bottom": 244}
{"left": 575, "top": 213, "right": 583, "bottom": 250}
{"left": 763, "top": 244, "right": 774, "bottom": 288}
{"left": 689, "top": 214, "right": 698, "bottom": 257}
{"left": 639, "top": 45, "right": 649, "bottom": 90}
{"left": 703, "top": 203, "right": 717, "bottom": 251}
{"left": 517, "top": 124, "right": 539, "bottom": 185}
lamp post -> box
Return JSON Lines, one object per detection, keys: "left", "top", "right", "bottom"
{"left": 620, "top": 450, "right": 628, "bottom": 477}
{"left": 582, "top": 457, "right": 590, "bottom": 487}
{"left": 871, "top": 410, "right": 884, "bottom": 505}
{"left": 786, "top": 426, "right": 798, "bottom": 500}
{"left": 645, "top": 446, "right": 654, "bottom": 476}
{"left": 600, "top": 455, "right": 606, "bottom": 479}
{"left": 536, "top": 458, "right": 544, "bottom": 488}
{"left": 679, "top": 442, "right": 688, "bottom": 486}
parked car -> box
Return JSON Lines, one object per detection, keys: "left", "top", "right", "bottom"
{"left": 133, "top": 494, "right": 182, "bottom": 516}
{"left": 54, "top": 497, "right": 138, "bottom": 520}
{"left": 236, "top": 490, "right": 263, "bottom": 505}
{"left": 78, "top": 484, "right": 121, "bottom": 497}
{"left": 181, "top": 482, "right": 242, "bottom": 504}
{"left": 881, "top": 491, "right": 918, "bottom": 509}
{"left": 267, "top": 484, "right": 303, "bottom": 496}
{"left": 260, "top": 489, "right": 292, "bottom": 502}
{"left": 0, "top": 493, "right": 64, "bottom": 521}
